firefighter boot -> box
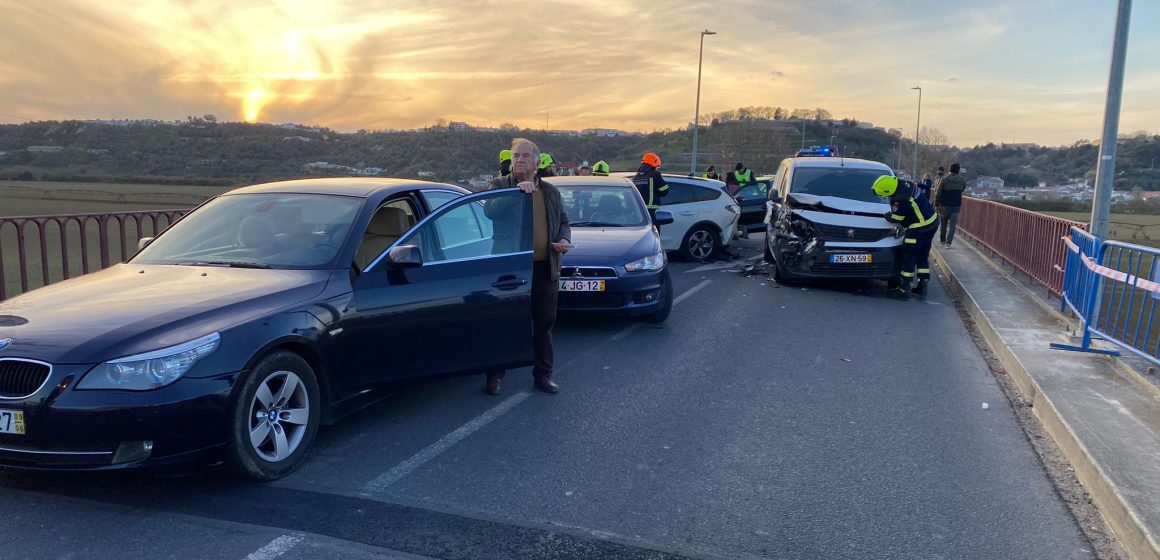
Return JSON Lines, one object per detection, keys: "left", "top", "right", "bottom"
{"left": 892, "top": 278, "right": 913, "bottom": 299}
{"left": 911, "top": 279, "right": 928, "bottom": 297}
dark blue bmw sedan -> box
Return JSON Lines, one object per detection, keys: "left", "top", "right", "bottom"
{"left": 550, "top": 176, "right": 673, "bottom": 323}
{"left": 0, "top": 178, "right": 539, "bottom": 480}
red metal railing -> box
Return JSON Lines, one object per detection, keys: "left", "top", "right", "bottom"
{"left": 956, "top": 197, "right": 1086, "bottom": 294}
{"left": 0, "top": 209, "right": 188, "bottom": 300}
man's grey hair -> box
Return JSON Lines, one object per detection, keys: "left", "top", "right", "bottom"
{"left": 511, "top": 137, "right": 540, "bottom": 161}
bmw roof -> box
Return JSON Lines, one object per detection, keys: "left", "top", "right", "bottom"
{"left": 226, "top": 177, "right": 466, "bottom": 198}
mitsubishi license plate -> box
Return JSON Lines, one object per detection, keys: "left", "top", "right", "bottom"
{"left": 830, "top": 254, "right": 872, "bottom": 264}
{"left": 559, "top": 280, "right": 606, "bottom": 292}
{"left": 0, "top": 409, "right": 25, "bottom": 435}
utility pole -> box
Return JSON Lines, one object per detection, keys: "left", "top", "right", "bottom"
{"left": 690, "top": 29, "right": 716, "bottom": 176}
{"left": 1091, "top": 0, "right": 1132, "bottom": 239}
{"left": 911, "top": 86, "right": 922, "bottom": 181}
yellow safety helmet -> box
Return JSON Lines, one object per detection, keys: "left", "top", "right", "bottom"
{"left": 499, "top": 149, "right": 512, "bottom": 162}
{"left": 872, "top": 175, "right": 899, "bottom": 198}
{"left": 592, "top": 160, "right": 610, "bottom": 175}
{"left": 539, "top": 153, "right": 555, "bottom": 170}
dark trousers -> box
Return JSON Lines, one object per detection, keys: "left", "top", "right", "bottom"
{"left": 491, "top": 260, "right": 557, "bottom": 380}
{"left": 901, "top": 222, "right": 939, "bottom": 282}
{"left": 938, "top": 207, "right": 960, "bottom": 244}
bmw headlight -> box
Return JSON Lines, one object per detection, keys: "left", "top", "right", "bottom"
{"left": 78, "top": 332, "right": 221, "bottom": 391}
{"left": 625, "top": 251, "right": 666, "bottom": 272}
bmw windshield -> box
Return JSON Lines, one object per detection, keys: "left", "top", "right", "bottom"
{"left": 132, "top": 193, "right": 362, "bottom": 269}
{"left": 791, "top": 168, "right": 891, "bottom": 204}
{"left": 558, "top": 185, "right": 649, "bottom": 227}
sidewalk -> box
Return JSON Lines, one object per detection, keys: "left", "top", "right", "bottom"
{"left": 933, "top": 240, "right": 1160, "bottom": 560}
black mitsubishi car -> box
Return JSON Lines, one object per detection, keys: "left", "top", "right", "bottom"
{"left": 0, "top": 178, "right": 542, "bottom": 480}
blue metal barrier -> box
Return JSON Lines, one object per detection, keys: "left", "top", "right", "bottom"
{"left": 1053, "top": 228, "right": 1160, "bottom": 365}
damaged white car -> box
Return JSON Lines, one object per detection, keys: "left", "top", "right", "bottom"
{"left": 762, "top": 156, "right": 904, "bottom": 286}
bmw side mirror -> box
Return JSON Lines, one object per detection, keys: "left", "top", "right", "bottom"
{"left": 653, "top": 210, "right": 675, "bottom": 226}
{"left": 387, "top": 245, "right": 423, "bottom": 269}
{"left": 137, "top": 237, "right": 154, "bottom": 251}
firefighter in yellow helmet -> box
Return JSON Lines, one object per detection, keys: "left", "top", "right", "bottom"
{"left": 499, "top": 149, "right": 513, "bottom": 177}
{"left": 538, "top": 153, "right": 556, "bottom": 178}
{"left": 592, "top": 161, "right": 610, "bottom": 176}
{"left": 872, "top": 175, "right": 940, "bottom": 298}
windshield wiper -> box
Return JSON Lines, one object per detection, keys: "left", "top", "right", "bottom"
{"left": 168, "top": 260, "right": 272, "bottom": 269}
{"left": 571, "top": 221, "right": 625, "bottom": 227}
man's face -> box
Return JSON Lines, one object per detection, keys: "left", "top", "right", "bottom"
{"left": 512, "top": 145, "right": 538, "bottom": 177}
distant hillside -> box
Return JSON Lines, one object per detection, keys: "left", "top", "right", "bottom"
{"left": 0, "top": 112, "right": 1156, "bottom": 191}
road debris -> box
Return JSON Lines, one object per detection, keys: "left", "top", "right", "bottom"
{"left": 981, "top": 402, "right": 990, "bottom": 410}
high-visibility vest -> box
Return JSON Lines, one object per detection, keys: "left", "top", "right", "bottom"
{"left": 735, "top": 169, "right": 754, "bottom": 183}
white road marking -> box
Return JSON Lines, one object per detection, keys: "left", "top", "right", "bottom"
{"left": 245, "top": 535, "right": 303, "bottom": 560}
{"left": 673, "top": 279, "right": 712, "bottom": 306}
{"left": 684, "top": 256, "right": 761, "bottom": 274}
{"left": 359, "top": 278, "right": 713, "bottom": 493}
{"left": 361, "top": 391, "right": 531, "bottom": 494}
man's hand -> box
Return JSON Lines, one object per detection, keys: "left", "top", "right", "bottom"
{"left": 552, "top": 239, "right": 572, "bottom": 254}
{"left": 516, "top": 181, "right": 537, "bottom": 193}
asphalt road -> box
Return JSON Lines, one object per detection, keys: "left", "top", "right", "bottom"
{"left": 0, "top": 238, "right": 1096, "bottom": 560}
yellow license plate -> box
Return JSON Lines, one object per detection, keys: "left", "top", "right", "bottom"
{"left": 559, "top": 280, "right": 606, "bottom": 292}
{"left": 0, "top": 409, "right": 25, "bottom": 435}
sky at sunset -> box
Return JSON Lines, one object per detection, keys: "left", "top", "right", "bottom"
{"left": 0, "top": 0, "right": 1157, "bottom": 147}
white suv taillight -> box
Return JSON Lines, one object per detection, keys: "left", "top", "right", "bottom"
{"left": 725, "top": 204, "right": 741, "bottom": 214}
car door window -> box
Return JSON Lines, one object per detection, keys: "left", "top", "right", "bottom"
{"left": 421, "top": 189, "right": 459, "bottom": 212}
{"left": 736, "top": 183, "right": 767, "bottom": 200}
{"left": 692, "top": 185, "right": 723, "bottom": 202}
{"left": 660, "top": 183, "right": 696, "bottom": 206}
{"left": 394, "top": 189, "right": 529, "bottom": 266}
{"left": 354, "top": 198, "right": 417, "bottom": 272}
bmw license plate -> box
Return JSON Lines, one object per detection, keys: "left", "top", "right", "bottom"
{"left": 830, "top": 254, "right": 872, "bottom": 264}
{"left": 0, "top": 409, "right": 25, "bottom": 435}
{"left": 559, "top": 280, "right": 605, "bottom": 292}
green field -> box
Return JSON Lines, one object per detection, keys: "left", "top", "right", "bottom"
{"left": 0, "top": 180, "right": 232, "bottom": 217}
{"left": 0, "top": 181, "right": 234, "bottom": 298}
{"left": 1043, "top": 211, "right": 1160, "bottom": 248}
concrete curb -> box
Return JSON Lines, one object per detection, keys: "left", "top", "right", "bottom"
{"left": 932, "top": 242, "right": 1160, "bottom": 560}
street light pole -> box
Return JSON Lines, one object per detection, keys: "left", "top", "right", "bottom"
{"left": 911, "top": 86, "right": 922, "bottom": 181}
{"left": 1091, "top": 0, "right": 1133, "bottom": 239}
{"left": 690, "top": 29, "right": 716, "bottom": 176}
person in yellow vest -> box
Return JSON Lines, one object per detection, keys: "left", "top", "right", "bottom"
{"left": 538, "top": 153, "right": 556, "bottom": 178}
{"left": 725, "top": 162, "right": 754, "bottom": 195}
{"left": 703, "top": 165, "right": 720, "bottom": 181}
{"left": 592, "top": 160, "right": 610, "bottom": 176}
{"left": 499, "top": 149, "right": 512, "bottom": 177}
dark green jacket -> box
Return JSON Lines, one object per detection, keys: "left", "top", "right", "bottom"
{"left": 934, "top": 173, "right": 966, "bottom": 208}
{"left": 484, "top": 175, "right": 571, "bottom": 281}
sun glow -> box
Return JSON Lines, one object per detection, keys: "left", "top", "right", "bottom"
{"left": 242, "top": 86, "right": 270, "bottom": 122}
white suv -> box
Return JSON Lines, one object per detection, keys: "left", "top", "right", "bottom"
{"left": 613, "top": 173, "right": 739, "bottom": 260}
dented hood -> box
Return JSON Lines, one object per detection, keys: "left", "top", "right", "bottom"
{"left": 787, "top": 192, "right": 890, "bottom": 217}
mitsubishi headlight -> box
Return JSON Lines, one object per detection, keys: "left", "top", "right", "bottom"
{"left": 625, "top": 251, "right": 666, "bottom": 272}
{"left": 78, "top": 332, "right": 221, "bottom": 391}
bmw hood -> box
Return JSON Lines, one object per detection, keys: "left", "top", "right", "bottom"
{"left": 0, "top": 264, "right": 331, "bottom": 364}
{"left": 563, "top": 226, "right": 660, "bottom": 265}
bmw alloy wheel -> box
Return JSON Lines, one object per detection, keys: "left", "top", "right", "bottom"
{"left": 247, "top": 370, "right": 310, "bottom": 462}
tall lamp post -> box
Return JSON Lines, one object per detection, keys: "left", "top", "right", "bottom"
{"left": 690, "top": 29, "right": 716, "bottom": 176}
{"left": 1091, "top": 0, "right": 1133, "bottom": 239}
{"left": 911, "top": 86, "right": 922, "bottom": 181}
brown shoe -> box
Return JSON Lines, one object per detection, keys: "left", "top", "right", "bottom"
{"left": 534, "top": 376, "right": 559, "bottom": 394}
{"left": 484, "top": 375, "right": 502, "bottom": 395}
